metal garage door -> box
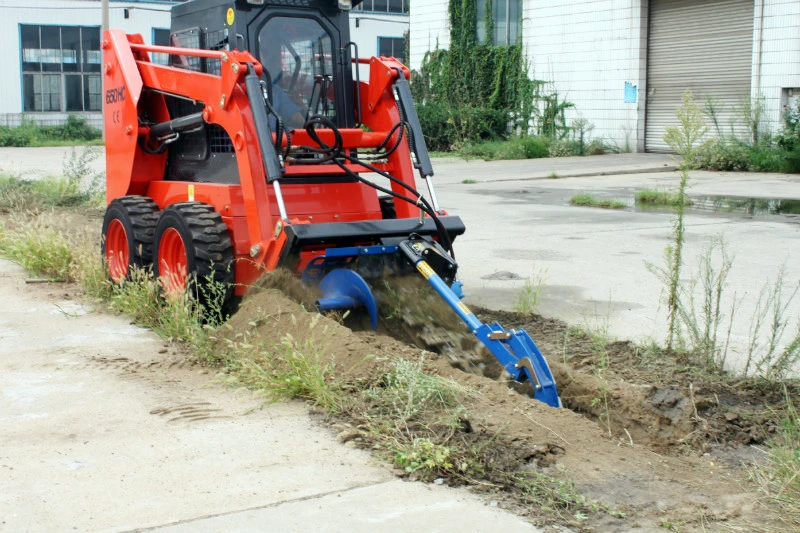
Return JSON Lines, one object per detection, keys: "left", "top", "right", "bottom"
{"left": 646, "top": 0, "right": 754, "bottom": 152}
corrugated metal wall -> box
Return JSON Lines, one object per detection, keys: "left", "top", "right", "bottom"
{"left": 646, "top": 0, "right": 754, "bottom": 152}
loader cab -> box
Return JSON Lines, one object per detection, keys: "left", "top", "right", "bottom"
{"left": 170, "top": 0, "right": 357, "bottom": 128}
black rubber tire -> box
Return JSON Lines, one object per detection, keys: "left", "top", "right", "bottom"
{"left": 101, "top": 196, "right": 160, "bottom": 282}
{"left": 152, "top": 202, "right": 235, "bottom": 315}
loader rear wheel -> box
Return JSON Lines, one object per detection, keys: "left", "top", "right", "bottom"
{"left": 153, "top": 202, "right": 234, "bottom": 313}
{"left": 101, "top": 196, "right": 159, "bottom": 283}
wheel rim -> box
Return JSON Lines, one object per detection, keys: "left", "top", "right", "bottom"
{"left": 158, "top": 227, "right": 188, "bottom": 295}
{"left": 106, "top": 219, "right": 130, "bottom": 283}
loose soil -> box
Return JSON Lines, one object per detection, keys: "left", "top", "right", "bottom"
{"left": 4, "top": 206, "right": 796, "bottom": 532}
{"left": 221, "top": 278, "right": 793, "bottom": 533}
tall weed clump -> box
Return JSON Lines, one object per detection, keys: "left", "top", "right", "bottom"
{"left": 695, "top": 95, "right": 800, "bottom": 173}
{"left": 658, "top": 90, "right": 707, "bottom": 353}
{"left": 752, "top": 387, "right": 800, "bottom": 527}
{"left": 0, "top": 214, "right": 75, "bottom": 280}
{"left": 649, "top": 93, "right": 800, "bottom": 378}
{"left": 743, "top": 268, "right": 800, "bottom": 380}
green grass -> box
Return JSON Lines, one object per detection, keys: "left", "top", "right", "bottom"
{"left": 0, "top": 214, "right": 75, "bottom": 280}
{"left": 458, "top": 136, "right": 550, "bottom": 160}
{"left": 569, "top": 192, "right": 626, "bottom": 209}
{"left": 0, "top": 115, "right": 102, "bottom": 147}
{"left": 461, "top": 179, "right": 477, "bottom": 184}
{"left": 0, "top": 175, "right": 100, "bottom": 210}
{"left": 225, "top": 330, "right": 346, "bottom": 413}
{"left": 635, "top": 188, "right": 691, "bottom": 207}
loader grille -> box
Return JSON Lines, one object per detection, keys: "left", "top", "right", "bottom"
{"left": 203, "top": 29, "right": 227, "bottom": 76}
{"left": 209, "top": 124, "right": 234, "bottom": 154}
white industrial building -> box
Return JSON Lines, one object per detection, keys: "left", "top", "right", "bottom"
{"left": 410, "top": 0, "right": 800, "bottom": 152}
{"left": 0, "top": 0, "right": 408, "bottom": 128}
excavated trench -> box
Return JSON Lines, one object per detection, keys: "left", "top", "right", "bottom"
{"left": 251, "top": 270, "right": 786, "bottom": 455}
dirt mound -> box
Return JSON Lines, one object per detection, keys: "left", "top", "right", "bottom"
{"left": 481, "top": 309, "right": 794, "bottom": 455}
{"left": 217, "top": 284, "right": 779, "bottom": 532}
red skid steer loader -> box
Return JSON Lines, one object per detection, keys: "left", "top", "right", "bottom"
{"left": 101, "top": 0, "right": 561, "bottom": 407}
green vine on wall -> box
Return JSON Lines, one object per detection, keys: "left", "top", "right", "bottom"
{"left": 411, "top": 0, "right": 573, "bottom": 149}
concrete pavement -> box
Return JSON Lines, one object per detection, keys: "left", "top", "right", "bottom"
{"left": 0, "top": 259, "right": 541, "bottom": 532}
{"left": 431, "top": 154, "right": 800, "bottom": 374}
{"left": 0, "top": 146, "right": 105, "bottom": 180}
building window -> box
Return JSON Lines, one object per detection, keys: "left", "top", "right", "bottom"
{"left": 378, "top": 37, "right": 406, "bottom": 64}
{"left": 151, "top": 28, "right": 171, "bottom": 65}
{"left": 477, "top": 0, "right": 521, "bottom": 46}
{"left": 20, "top": 24, "right": 101, "bottom": 112}
{"left": 353, "top": 0, "right": 408, "bottom": 14}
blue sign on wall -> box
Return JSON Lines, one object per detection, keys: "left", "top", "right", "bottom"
{"left": 624, "top": 82, "right": 637, "bottom": 104}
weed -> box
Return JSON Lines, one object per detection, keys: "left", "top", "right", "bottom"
{"left": 0, "top": 213, "right": 74, "bottom": 280}
{"left": 0, "top": 115, "right": 101, "bottom": 147}
{"left": 367, "top": 357, "right": 473, "bottom": 424}
{"left": 502, "top": 469, "right": 591, "bottom": 522}
{"left": 69, "top": 233, "right": 111, "bottom": 299}
{"left": 703, "top": 95, "right": 725, "bottom": 138}
{"left": 513, "top": 267, "right": 547, "bottom": 314}
{"left": 635, "top": 188, "right": 691, "bottom": 207}
{"left": 548, "top": 138, "right": 581, "bottom": 158}
{"left": 569, "top": 192, "right": 626, "bottom": 209}
{"left": 461, "top": 178, "right": 477, "bottom": 184}
{"left": 0, "top": 175, "right": 91, "bottom": 211}
{"left": 235, "top": 331, "right": 345, "bottom": 413}
{"left": 620, "top": 124, "right": 633, "bottom": 153}
{"left": 737, "top": 94, "right": 767, "bottom": 145}
{"left": 744, "top": 267, "right": 800, "bottom": 379}
{"left": 649, "top": 229, "right": 800, "bottom": 378}
{"left": 62, "top": 146, "right": 104, "bottom": 203}
{"left": 578, "top": 317, "right": 614, "bottom": 434}
{"left": 675, "top": 237, "right": 736, "bottom": 372}
{"left": 661, "top": 90, "right": 707, "bottom": 353}
{"left": 393, "top": 438, "right": 457, "bottom": 476}
{"left": 752, "top": 385, "right": 800, "bottom": 527}
{"left": 570, "top": 116, "right": 594, "bottom": 156}
{"left": 547, "top": 171, "right": 559, "bottom": 179}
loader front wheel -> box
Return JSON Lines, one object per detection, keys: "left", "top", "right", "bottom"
{"left": 101, "top": 196, "right": 159, "bottom": 283}
{"left": 153, "top": 202, "right": 234, "bottom": 313}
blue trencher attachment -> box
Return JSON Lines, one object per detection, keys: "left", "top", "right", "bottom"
{"left": 316, "top": 268, "right": 379, "bottom": 330}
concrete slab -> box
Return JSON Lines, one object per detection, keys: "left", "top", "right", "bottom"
{"left": 0, "top": 146, "right": 104, "bottom": 180}
{"left": 145, "top": 480, "right": 539, "bottom": 533}
{"left": 429, "top": 153, "right": 677, "bottom": 184}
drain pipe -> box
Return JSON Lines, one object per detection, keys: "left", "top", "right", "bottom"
{"left": 752, "top": 0, "right": 766, "bottom": 144}
{"left": 754, "top": 0, "right": 765, "bottom": 107}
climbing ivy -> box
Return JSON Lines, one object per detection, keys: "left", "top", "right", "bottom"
{"left": 411, "top": 0, "right": 574, "bottom": 149}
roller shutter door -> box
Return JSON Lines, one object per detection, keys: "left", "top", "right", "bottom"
{"left": 646, "top": 0, "right": 754, "bottom": 152}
